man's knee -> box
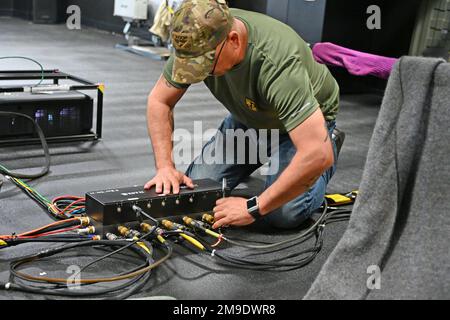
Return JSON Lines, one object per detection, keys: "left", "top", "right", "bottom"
{"left": 262, "top": 190, "right": 326, "bottom": 229}
{"left": 263, "top": 201, "right": 313, "bottom": 229}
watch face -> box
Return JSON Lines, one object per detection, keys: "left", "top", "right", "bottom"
{"left": 247, "top": 197, "right": 257, "bottom": 209}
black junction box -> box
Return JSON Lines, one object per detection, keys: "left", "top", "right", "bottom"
{"left": 86, "top": 179, "right": 228, "bottom": 235}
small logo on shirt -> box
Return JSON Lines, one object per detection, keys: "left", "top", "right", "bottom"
{"left": 245, "top": 98, "right": 258, "bottom": 112}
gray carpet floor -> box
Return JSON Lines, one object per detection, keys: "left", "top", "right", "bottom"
{"left": 0, "top": 17, "right": 381, "bottom": 300}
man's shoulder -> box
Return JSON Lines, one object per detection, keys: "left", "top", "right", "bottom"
{"left": 231, "top": 8, "right": 308, "bottom": 69}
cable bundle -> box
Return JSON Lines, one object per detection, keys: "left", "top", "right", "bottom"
{"left": 0, "top": 201, "right": 353, "bottom": 299}
{"left": 0, "top": 108, "right": 86, "bottom": 219}
{"left": 2, "top": 225, "right": 171, "bottom": 299}
{"left": 211, "top": 207, "right": 352, "bottom": 271}
{"left": 5, "top": 240, "right": 159, "bottom": 299}
{"left": 0, "top": 110, "right": 86, "bottom": 219}
{"left": 6, "top": 177, "right": 86, "bottom": 219}
{"left": 51, "top": 195, "right": 86, "bottom": 217}
{"left": 180, "top": 200, "right": 352, "bottom": 271}
{"left": 0, "top": 217, "right": 92, "bottom": 248}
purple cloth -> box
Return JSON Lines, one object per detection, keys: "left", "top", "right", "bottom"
{"left": 312, "top": 42, "right": 398, "bottom": 80}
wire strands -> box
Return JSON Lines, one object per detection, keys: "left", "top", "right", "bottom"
{"left": 0, "top": 111, "right": 84, "bottom": 219}
{"left": 0, "top": 218, "right": 89, "bottom": 249}
{"left": 5, "top": 177, "right": 86, "bottom": 219}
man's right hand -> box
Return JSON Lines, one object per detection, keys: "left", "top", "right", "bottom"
{"left": 144, "top": 167, "right": 195, "bottom": 194}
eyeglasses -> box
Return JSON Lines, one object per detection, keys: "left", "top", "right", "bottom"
{"left": 209, "top": 39, "right": 227, "bottom": 76}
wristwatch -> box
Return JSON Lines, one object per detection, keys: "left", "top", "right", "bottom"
{"left": 247, "top": 196, "right": 261, "bottom": 220}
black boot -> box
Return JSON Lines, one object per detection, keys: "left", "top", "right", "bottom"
{"left": 332, "top": 128, "right": 346, "bottom": 159}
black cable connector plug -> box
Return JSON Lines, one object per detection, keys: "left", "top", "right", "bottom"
{"left": 132, "top": 205, "right": 159, "bottom": 227}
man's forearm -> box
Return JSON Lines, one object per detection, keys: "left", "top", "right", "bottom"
{"left": 147, "top": 99, "right": 175, "bottom": 169}
{"left": 258, "top": 149, "right": 332, "bottom": 216}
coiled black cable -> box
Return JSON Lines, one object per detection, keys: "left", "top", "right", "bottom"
{"left": 0, "top": 111, "right": 50, "bottom": 179}
{"left": 6, "top": 243, "right": 154, "bottom": 298}
{"left": 188, "top": 202, "right": 351, "bottom": 271}
{"left": 3, "top": 239, "right": 161, "bottom": 299}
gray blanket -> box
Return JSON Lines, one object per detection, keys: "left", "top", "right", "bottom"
{"left": 305, "top": 57, "right": 450, "bottom": 300}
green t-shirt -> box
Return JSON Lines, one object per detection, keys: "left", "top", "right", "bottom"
{"left": 164, "top": 8, "right": 340, "bottom": 132}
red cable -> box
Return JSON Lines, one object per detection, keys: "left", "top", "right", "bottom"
{"left": 54, "top": 198, "right": 85, "bottom": 215}
{"left": 52, "top": 195, "right": 85, "bottom": 202}
{"left": 0, "top": 218, "right": 80, "bottom": 239}
{"left": 211, "top": 234, "right": 224, "bottom": 248}
{"left": 18, "top": 225, "right": 82, "bottom": 239}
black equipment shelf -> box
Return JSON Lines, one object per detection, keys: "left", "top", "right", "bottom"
{"left": 0, "top": 69, "right": 103, "bottom": 146}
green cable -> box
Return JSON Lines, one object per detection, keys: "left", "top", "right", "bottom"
{"left": 8, "top": 176, "right": 52, "bottom": 205}
{"left": 20, "top": 179, "right": 52, "bottom": 204}
{"left": 0, "top": 56, "right": 45, "bottom": 86}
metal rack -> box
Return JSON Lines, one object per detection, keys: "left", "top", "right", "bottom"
{"left": 0, "top": 69, "right": 103, "bottom": 146}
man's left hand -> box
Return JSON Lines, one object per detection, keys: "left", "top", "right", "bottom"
{"left": 212, "top": 197, "right": 255, "bottom": 229}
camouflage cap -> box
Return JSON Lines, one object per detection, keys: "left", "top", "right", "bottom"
{"left": 171, "top": 0, "right": 233, "bottom": 84}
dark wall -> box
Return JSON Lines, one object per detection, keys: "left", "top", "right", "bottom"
{"left": 259, "top": 0, "right": 422, "bottom": 93}
{"left": 0, "top": 0, "right": 269, "bottom": 36}
{"left": 0, "top": 0, "right": 421, "bottom": 95}
{"left": 321, "top": 0, "right": 421, "bottom": 93}
{"left": 0, "top": 0, "right": 143, "bottom": 35}
{"left": 64, "top": 0, "right": 124, "bottom": 33}
{"left": 12, "top": 0, "right": 33, "bottom": 20}
{"left": 322, "top": 0, "right": 422, "bottom": 58}
{"left": 286, "top": 0, "right": 327, "bottom": 44}
{"left": 0, "top": 0, "right": 422, "bottom": 51}
{"left": 229, "top": 0, "right": 267, "bottom": 14}
{"left": 0, "top": 0, "right": 13, "bottom": 15}
{"left": 1, "top": 0, "right": 71, "bottom": 23}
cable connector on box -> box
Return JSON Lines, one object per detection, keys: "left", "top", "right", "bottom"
{"left": 183, "top": 216, "right": 221, "bottom": 239}
{"left": 77, "top": 226, "right": 95, "bottom": 235}
{"left": 132, "top": 205, "right": 159, "bottom": 226}
{"left": 118, "top": 226, "right": 131, "bottom": 238}
{"left": 106, "top": 233, "right": 120, "bottom": 241}
{"left": 161, "top": 220, "right": 186, "bottom": 231}
{"left": 202, "top": 213, "right": 215, "bottom": 225}
{"left": 78, "top": 217, "right": 90, "bottom": 227}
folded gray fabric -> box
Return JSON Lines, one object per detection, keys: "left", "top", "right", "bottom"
{"left": 305, "top": 57, "right": 449, "bottom": 300}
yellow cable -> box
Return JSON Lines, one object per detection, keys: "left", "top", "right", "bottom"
{"left": 132, "top": 237, "right": 152, "bottom": 254}
{"left": 14, "top": 178, "right": 34, "bottom": 193}
{"left": 157, "top": 235, "right": 166, "bottom": 244}
{"left": 13, "top": 177, "right": 59, "bottom": 213}
{"left": 137, "top": 242, "right": 152, "bottom": 254}
{"left": 49, "top": 204, "right": 59, "bottom": 213}
{"left": 205, "top": 229, "right": 220, "bottom": 238}
{"left": 178, "top": 231, "right": 205, "bottom": 251}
